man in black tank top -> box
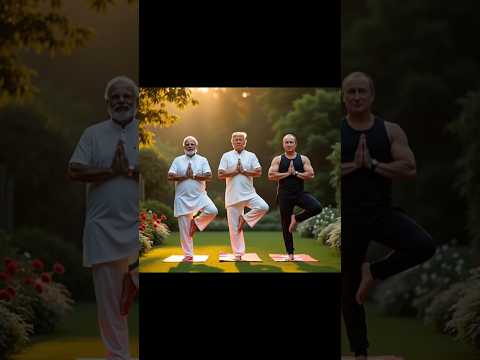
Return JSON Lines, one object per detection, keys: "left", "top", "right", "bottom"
{"left": 268, "top": 134, "right": 322, "bottom": 260}
{"left": 341, "top": 72, "right": 436, "bottom": 360}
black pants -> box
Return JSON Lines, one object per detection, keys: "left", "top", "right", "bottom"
{"left": 278, "top": 191, "right": 322, "bottom": 255}
{"left": 341, "top": 207, "right": 436, "bottom": 353}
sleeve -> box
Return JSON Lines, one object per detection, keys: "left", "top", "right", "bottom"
{"left": 203, "top": 158, "right": 212, "bottom": 174}
{"left": 251, "top": 153, "right": 261, "bottom": 169}
{"left": 168, "top": 158, "right": 178, "bottom": 174}
{"left": 218, "top": 154, "right": 228, "bottom": 171}
{"left": 69, "top": 128, "right": 93, "bottom": 166}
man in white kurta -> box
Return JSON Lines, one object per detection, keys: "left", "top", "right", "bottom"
{"left": 218, "top": 132, "right": 269, "bottom": 260}
{"left": 168, "top": 136, "right": 218, "bottom": 261}
{"left": 68, "top": 76, "right": 140, "bottom": 360}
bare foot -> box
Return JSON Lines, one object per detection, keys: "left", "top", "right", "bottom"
{"left": 237, "top": 215, "right": 246, "bottom": 233}
{"left": 189, "top": 218, "right": 198, "bottom": 237}
{"left": 288, "top": 214, "right": 297, "bottom": 233}
{"left": 355, "top": 262, "right": 376, "bottom": 305}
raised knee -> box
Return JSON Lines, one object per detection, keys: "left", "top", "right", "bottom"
{"left": 313, "top": 203, "right": 322, "bottom": 216}
{"left": 261, "top": 202, "right": 269, "bottom": 213}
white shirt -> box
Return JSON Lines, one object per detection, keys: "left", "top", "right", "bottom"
{"left": 168, "top": 154, "right": 212, "bottom": 217}
{"left": 218, "top": 149, "right": 261, "bottom": 207}
{"left": 69, "top": 119, "right": 140, "bottom": 267}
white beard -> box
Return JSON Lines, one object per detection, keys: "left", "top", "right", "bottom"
{"left": 108, "top": 105, "right": 137, "bottom": 124}
{"left": 184, "top": 150, "right": 197, "bottom": 157}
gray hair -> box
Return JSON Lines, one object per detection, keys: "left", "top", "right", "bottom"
{"left": 231, "top": 131, "right": 247, "bottom": 140}
{"left": 104, "top": 76, "right": 139, "bottom": 101}
{"left": 183, "top": 136, "right": 198, "bottom": 146}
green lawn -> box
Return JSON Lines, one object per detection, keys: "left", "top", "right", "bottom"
{"left": 341, "top": 303, "right": 478, "bottom": 360}
{"left": 12, "top": 302, "right": 138, "bottom": 360}
{"left": 140, "top": 231, "right": 340, "bottom": 272}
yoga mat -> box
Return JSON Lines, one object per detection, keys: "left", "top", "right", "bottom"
{"left": 163, "top": 255, "right": 209, "bottom": 262}
{"left": 269, "top": 253, "right": 318, "bottom": 262}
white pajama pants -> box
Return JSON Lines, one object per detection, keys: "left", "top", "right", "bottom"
{"left": 178, "top": 198, "right": 218, "bottom": 256}
{"left": 92, "top": 253, "right": 139, "bottom": 360}
{"left": 226, "top": 195, "right": 269, "bottom": 256}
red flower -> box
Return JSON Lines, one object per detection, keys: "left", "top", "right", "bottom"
{"left": 53, "top": 262, "right": 65, "bottom": 275}
{"left": 140, "top": 212, "right": 147, "bottom": 220}
{"left": 32, "top": 259, "right": 44, "bottom": 271}
{"left": 160, "top": 214, "right": 167, "bottom": 222}
{"left": 40, "top": 272, "right": 52, "bottom": 284}
{"left": 0, "top": 289, "right": 11, "bottom": 301}
{"left": 6, "top": 261, "right": 18, "bottom": 275}
{"left": 34, "top": 282, "right": 43, "bottom": 293}
{"left": 6, "top": 287, "right": 16, "bottom": 299}
{"left": 23, "top": 277, "right": 34, "bottom": 286}
{"left": 153, "top": 213, "right": 158, "bottom": 220}
{"left": 4, "top": 258, "right": 13, "bottom": 267}
{"left": 0, "top": 272, "right": 10, "bottom": 282}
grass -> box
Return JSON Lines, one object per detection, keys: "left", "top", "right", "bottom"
{"left": 341, "top": 303, "right": 478, "bottom": 360}
{"left": 12, "top": 302, "right": 138, "bottom": 360}
{"left": 140, "top": 231, "right": 340, "bottom": 272}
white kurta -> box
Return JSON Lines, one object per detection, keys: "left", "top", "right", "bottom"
{"left": 69, "top": 119, "right": 140, "bottom": 267}
{"left": 168, "top": 154, "right": 213, "bottom": 217}
{"left": 218, "top": 149, "right": 261, "bottom": 207}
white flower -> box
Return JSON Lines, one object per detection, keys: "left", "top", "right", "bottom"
{"left": 24, "top": 252, "right": 31, "bottom": 259}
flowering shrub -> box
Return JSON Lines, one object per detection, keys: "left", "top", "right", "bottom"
{"left": 0, "top": 254, "right": 73, "bottom": 335}
{"left": 297, "top": 205, "right": 338, "bottom": 239}
{"left": 139, "top": 210, "right": 170, "bottom": 256}
{"left": 373, "top": 242, "right": 471, "bottom": 317}
{"left": 0, "top": 302, "right": 32, "bottom": 358}
{"left": 318, "top": 217, "right": 341, "bottom": 251}
{"left": 444, "top": 268, "right": 480, "bottom": 349}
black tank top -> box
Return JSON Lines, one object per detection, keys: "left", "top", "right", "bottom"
{"left": 278, "top": 153, "right": 304, "bottom": 195}
{"left": 341, "top": 116, "right": 393, "bottom": 211}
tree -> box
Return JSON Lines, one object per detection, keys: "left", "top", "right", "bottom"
{"left": 0, "top": 0, "right": 136, "bottom": 101}
{"left": 269, "top": 89, "right": 341, "bottom": 204}
{"left": 138, "top": 88, "right": 198, "bottom": 146}
{"left": 342, "top": 0, "right": 480, "bottom": 244}
{"left": 138, "top": 147, "right": 173, "bottom": 204}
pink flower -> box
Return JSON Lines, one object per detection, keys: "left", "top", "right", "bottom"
{"left": 6, "top": 261, "right": 18, "bottom": 275}
{"left": 40, "top": 272, "right": 52, "bottom": 284}
{"left": 32, "top": 259, "right": 44, "bottom": 271}
{"left": 4, "top": 258, "right": 14, "bottom": 267}
{"left": 34, "top": 282, "right": 43, "bottom": 293}
{"left": 53, "top": 263, "right": 65, "bottom": 275}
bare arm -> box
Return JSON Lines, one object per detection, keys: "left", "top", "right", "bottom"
{"left": 242, "top": 167, "right": 262, "bottom": 178}
{"left": 268, "top": 156, "right": 290, "bottom": 181}
{"left": 374, "top": 123, "right": 416, "bottom": 179}
{"left": 68, "top": 163, "right": 116, "bottom": 183}
{"left": 218, "top": 168, "right": 239, "bottom": 180}
{"left": 167, "top": 172, "right": 189, "bottom": 182}
{"left": 296, "top": 155, "right": 315, "bottom": 180}
{"left": 194, "top": 172, "right": 213, "bottom": 181}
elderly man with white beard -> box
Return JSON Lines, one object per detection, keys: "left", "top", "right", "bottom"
{"left": 68, "top": 76, "right": 140, "bottom": 360}
{"left": 168, "top": 136, "right": 218, "bottom": 261}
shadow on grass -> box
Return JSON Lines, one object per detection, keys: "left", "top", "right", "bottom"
{"left": 234, "top": 261, "right": 283, "bottom": 272}
{"left": 168, "top": 262, "right": 225, "bottom": 272}
{"left": 295, "top": 261, "right": 340, "bottom": 273}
